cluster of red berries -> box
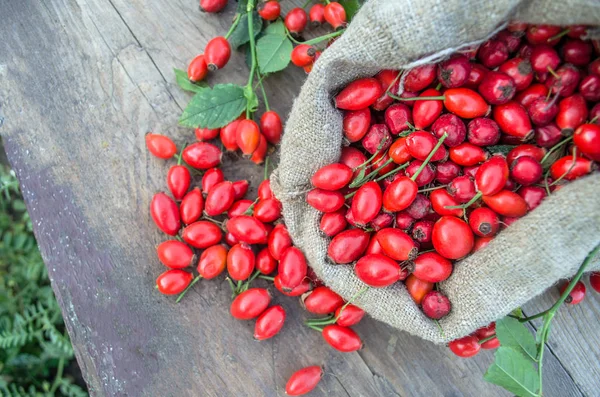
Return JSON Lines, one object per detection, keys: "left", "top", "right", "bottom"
{"left": 307, "top": 22, "right": 600, "bottom": 359}
{"left": 146, "top": 132, "right": 367, "bottom": 394}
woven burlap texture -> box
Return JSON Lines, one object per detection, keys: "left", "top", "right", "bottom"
{"left": 271, "top": 0, "right": 600, "bottom": 344}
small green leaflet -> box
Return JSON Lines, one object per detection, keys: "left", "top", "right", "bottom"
{"left": 174, "top": 68, "right": 208, "bottom": 93}
{"left": 244, "top": 85, "right": 259, "bottom": 113}
{"left": 263, "top": 20, "right": 286, "bottom": 36}
{"left": 229, "top": 12, "right": 263, "bottom": 48}
{"left": 339, "top": 0, "right": 364, "bottom": 21}
{"left": 495, "top": 317, "right": 538, "bottom": 362}
{"left": 179, "top": 84, "right": 247, "bottom": 129}
{"left": 484, "top": 347, "right": 540, "bottom": 397}
{"left": 487, "top": 145, "right": 516, "bottom": 156}
{"left": 256, "top": 34, "right": 293, "bottom": 74}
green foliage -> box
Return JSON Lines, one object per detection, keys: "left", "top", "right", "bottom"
{"left": 484, "top": 347, "right": 540, "bottom": 397}
{"left": 179, "top": 84, "right": 248, "bottom": 129}
{"left": 339, "top": 0, "right": 364, "bottom": 21}
{"left": 256, "top": 33, "right": 293, "bottom": 74}
{"left": 173, "top": 69, "right": 208, "bottom": 93}
{"left": 228, "top": 12, "right": 263, "bottom": 49}
{"left": 0, "top": 166, "right": 86, "bottom": 396}
{"left": 495, "top": 317, "right": 538, "bottom": 361}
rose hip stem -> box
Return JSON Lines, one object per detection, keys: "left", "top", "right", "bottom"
{"left": 477, "top": 334, "right": 497, "bottom": 344}
{"left": 410, "top": 133, "right": 448, "bottom": 181}
{"left": 544, "top": 147, "right": 579, "bottom": 195}
{"left": 176, "top": 274, "right": 203, "bottom": 303}
{"left": 224, "top": 14, "right": 242, "bottom": 40}
{"left": 418, "top": 184, "right": 448, "bottom": 193}
{"left": 540, "top": 136, "right": 573, "bottom": 164}
{"left": 285, "top": 27, "right": 345, "bottom": 46}
{"left": 305, "top": 286, "right": 369, "bottom": 326}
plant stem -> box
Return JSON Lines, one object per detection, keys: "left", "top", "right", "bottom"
{"left": 546, "top": 66, "right": 559, "bottom": 79}
{"left": 374, "top": 163, "right": 409, "bottom": 182}
{"left": 549, "top": 147, "right": 578, "bottom": 187}
{"left": 176, "top": 274, "right": 202, "bottom": 303}
{"left": 548, "top": 29, "right": 570, "bottom": 42}
{"left": 389, "top": 94, "right": 445, "bottom": 101}
{"left": 246, "top": 0, "right": 258, "bottom": 118}
{"left": 224, "top": 14, "right": 242, "bottom": 40}
{"left": 418, "top": 184, "right": 447, "bottom": 193}
{"left": 540, "top": 136, "right": 573, "bottom": 164}
{"left": 307, "top": 324, "right": 324, "bottom": 332}
{"left": 410, "top": 133, "right": 447, "bottom": 181}
{"left": 258, "top": 275, "right": 275, "bottom": 281}
{"left": 285, "top": 27, "right": 345, "bottom": 45}
{"left": 302, "top": 0, "right": 313, "bottom": 8}
{"left": 478, "top": 334, "right": 496, "bottom": 344}
{"left": 264, "top": 156, "right": 270, "bottom": 180}
{"left": 49, "top": 356, "right": 65, "bottom": 394}
{"left": 445, "top": 191, "right": 482, "bottom": 210}
{"left": 257, "top": 73, "right": 270, "bottom": 111}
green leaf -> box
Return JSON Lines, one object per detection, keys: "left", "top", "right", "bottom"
{"left": 263, "top": 20, "right": 286, "bottom": 36}
{"left": 174, "top": 68, "right": 208, "bottom": 93}
{"left": 179, "top": 84, "right": 247, "bottom": 129}
{"left": 487, "top": 145, "right": 516, "bottom": 156}
{"left": 484, "top": 347, "right": 540, "bottom": 397}
{"left": 339, "top": 0, "right": 363, "bottom": 21}
{"left": 229, "top": 12, "right": 263, "bottom": 49}
{"left": 512, "top": 307, "right": 524, "bottom": 318}
{"left": 495, "top": 317, "right": 538, "bottom": 362}
{"left": 256, "top": 34, "right": 293, "bottom": 74}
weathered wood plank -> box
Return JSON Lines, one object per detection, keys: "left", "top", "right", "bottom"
{"left": 0, "top": 0, "right": 593, "bottom": 396}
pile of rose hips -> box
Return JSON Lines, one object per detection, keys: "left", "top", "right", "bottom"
{"left": 307, "top": 22, "right": 600, "bottom": 359}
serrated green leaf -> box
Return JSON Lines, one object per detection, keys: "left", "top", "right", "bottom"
{"left": 496, "top": 317, "right": 538, "bottom": 362}
{"left": 229, "top": 12, "right": 263, "bottom": 49}
{"left": 179, "top": 84, "right": 247, "bottom": 129}
{"left": 484, "top": 347, "right": 540, "bottom": 397}
{"left": 256, "top": 34, "right": 293, "bottom": 74}
{"left": 174, "top": 68, "right": 208, "bottom": 93}
{"left": 263, "top": 20, "right": 286, "bottom": 36}
{"left": 487, "top": 145, "right": 516, "bottom": 156}
{"left": 339, "top": 0, "right": 363, "bottom": 21}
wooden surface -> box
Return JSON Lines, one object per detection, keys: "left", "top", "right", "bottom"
{"left": 0, "top": 1, "right": 598, "bottom": 396}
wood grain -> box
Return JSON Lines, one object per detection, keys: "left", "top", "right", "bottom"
{"left": 0, "top": 0, "right": 596, "bottom": 396}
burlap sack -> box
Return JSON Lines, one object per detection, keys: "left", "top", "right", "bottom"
{"left": 271, "top": 0, "right": 600, "bottom": 344}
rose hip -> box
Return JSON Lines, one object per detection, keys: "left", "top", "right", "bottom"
{"left": 579, "top": 75, "right": 600, "bottom": 102}
{"left": 156, "top": 270, "right": 193, "bottom": 295}
{"left": 205, "top": 181, "right": 234, "bottom": 216}
{"left": 528, "top": 97, "right": 559, "bottom": 127}
{"left": 258, "top": 1, "right": 281, "bottom": 21}
{"left": 412, "top": 220, "right": 433, "bottom": 244}
{"left": 478, "top": 71, "right": 516, "bottom": 105}
{"left": 449, "top": 143, "right": 488, "bottom": 166}
{"left": 256, "top": 248, "right": 277, "bottom": 275}
{"left": 259, "top": 111, "right": 283, "bottom": 144}
{"left": 405, "top": 194, "right": 431, "bottom": 219}
{"left": 465, "top": 63, "right": 489, "bottom": 88}
{"left": 405, "top": 275, "right": 434, "bottom": 304}
{"left": 197, "top": 244, "right": 228, "bottom": 279}
{"left": 432, "top": 216, "right": 474, "bottom": 259}
{"left": 285, "top": 366, "right": 323, "bottom": 396}
{"left": 449, "top": 335, "right": 481, "bottom": 358}
{"left": 226, "top": 215, "right": 268, "bottom": 244}
{"left": 574, "top": 124, "right": 600, "bottom": 161}
{"left": 302, "top": 286, "right": 344, "bottom": 314}
{"left": 468, "top": 207, "right": 500, "bottom": 237}
{"left": 563, "top": 39, "right": 593, "bottom": 66}
{"left": 412, "top": 252, "right": 453, "bottom": 283}
{"left": 510, "top": 156, "right": 543, "bottom": 186}
{"left": 405, "top": 161, "right": 436, "bottom": 186}
{"left": 493, "top": 101, "right": 533, "bottom": 140}
{"left": 285, "top": 8, "right": 308, "bottom": 35}
{"left": 335, "top": 78, "right": 383, "bottom": 110}
{"left": 351, "top": 181, "right": 382, "bottom": 225}
{"left": 355, "top": 254, "right": 402, "bottom": 287}
{"left": 518, "top": 185, "right": 547, "bottom": 210}
{"left": 556, "top": 94, "right": 589, "bottom": 132}
{"left": 437, "top": 54, "right": 471, "bottom": 88}
{"left": 478, "top": 39, "right": 509, "bottom": 68}
{"left": 230, "top": 288, "right": 271, "bottom": 320}
{"left": 395, "top": 212, "right": 415, "bottom": 231}
{"left": 146, "top": 133, "right": 177, "bottom": 159}
{"left": 328, "top": 229, "right": 370, "bottom": 264}
{"left": 435, "top": 161, "right": 461, "bottom": 184}
{"left": 550, "top": 156, "right": 594, "bottom": 181}
{"left": 530, "top": 45, "right": 560, "bottom": 73}
{"left": 421, "top": 291, "right": 451, "bottom": 319}
{"left": 362, "top": 124, "right": 392, "bottom": 154}
{"left": 498, "top": 58, "right": 534, "bottom": 91}
{"left": 404, "top": 64, "right": 437, "bottom": 92}
{"left": 481, "top": 190, "right": 528, "bottom": 217}
{"left": 320, "top": 209, "right": 347, "bottom": 237}
{"left": 448, "top": 175, "right": 477, "bottom": 203}
{"left": 343, "top": 108, "right": 371, "bottom": 142}
{"left": 182, "top": 142, "right": 222, "bottom": 169}
{"left": 157, "top": 240, "right": 194, "bottom": 269}
{"left": 254, "top": 305, "right": 286, "bottom": 341}
{"left": 560, "top": 280, "right": 586, "bottom": 305}
{"left": 322, "top": 325, "right": 362, "bottom": 352}
{"left": 278, "top": 247, "right": 308, "bottom": 291}
{"left": 431, "top": 114, "right": 467, "bottom": 147}
{"left": 430, "top": 189, "right": 463, "bottom": 217}
{"left": 385, "top": 104, "right": 413, "bottom": 135}
{"left": 151, "top": 192, "right": 181, "bottom": 236}
{"left": 413, "top": 88, "right": 443, "bottom": 129}
{"left": 507, "top": 144, "right": 546, "bottom": 165}
{"left": 307, "top": 189, "right": 345, "bottom": 213}
{"left": 467, "top": 117, "right": 500, "bottom": 146}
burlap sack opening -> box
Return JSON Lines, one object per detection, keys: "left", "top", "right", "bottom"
{"left": 272, "top": 0, "right": 600, "bottom": 344}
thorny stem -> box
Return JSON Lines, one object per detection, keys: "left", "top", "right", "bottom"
{"left": 410, "top": 133, "right": 447, "bottom": 181}
{"left": 224, "top": 14, "right": 242, "bottom": 40}
{"left": 176, "top": 274, "right": 202, "bottom": 303}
